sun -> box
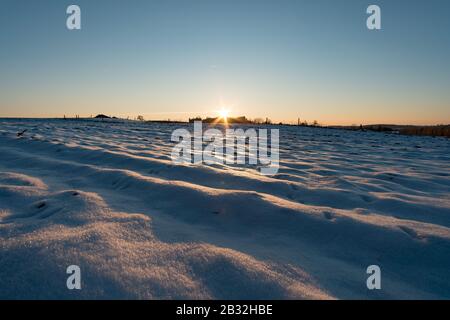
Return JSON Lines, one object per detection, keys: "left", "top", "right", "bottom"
{"left": 219, "top": 108, "right": 230, "bottom": 119}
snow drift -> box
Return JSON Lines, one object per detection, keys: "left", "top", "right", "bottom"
{"left": 0, "top": 119, "right": 449, "bottom": 299}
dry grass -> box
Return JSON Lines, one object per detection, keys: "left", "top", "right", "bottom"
{"left": 400, "top": 125, "right": 450, "bottom": 138}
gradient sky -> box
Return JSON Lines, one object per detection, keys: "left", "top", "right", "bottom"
{"left": 0, "top": 0, "right": 449, "bottom": 125}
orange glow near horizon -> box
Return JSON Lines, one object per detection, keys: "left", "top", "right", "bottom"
{"left": 213, "top": 107, "right": 230, "bottom": 126}
{"left": 218, "top": 108, "right": 230, "bottom": 120}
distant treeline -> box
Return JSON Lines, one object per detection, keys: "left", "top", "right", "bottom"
{"left": 399, "top": 125, "right": 450, "bottom": 138}
{"left": 65, "top": 114, "right": 450, "bottom": 138}
{"left": 331, "top": 124, "right": 450, "bottom": 138}
{"left": 363, "top": 124, "right": 450, "bottom": 138}
{"left": 189, "top": 116, "right": 276, "bottom": 125}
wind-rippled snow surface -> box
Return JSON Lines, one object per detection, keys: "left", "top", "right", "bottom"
{"left": 1, "top": 119, "right": 450, "bottom": 299}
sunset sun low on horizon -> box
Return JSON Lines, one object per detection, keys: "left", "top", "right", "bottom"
{"left": 218, "top": 108, "right": 230, "bottom": 120}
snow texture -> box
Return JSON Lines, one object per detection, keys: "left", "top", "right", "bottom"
{"left": 0, "top": 119, "right": 449, "bottom": 299}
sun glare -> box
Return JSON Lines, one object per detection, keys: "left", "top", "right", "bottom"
{"left": 219, "top": 108, "right": 230, "bottom": 119}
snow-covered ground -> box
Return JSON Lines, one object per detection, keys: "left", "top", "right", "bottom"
{"left": 0, "top": 118, "right": 449, "bottom": 299}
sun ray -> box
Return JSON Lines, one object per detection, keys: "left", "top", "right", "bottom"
{"left": 217, "top": 108, "right": 230, "bottom": 126}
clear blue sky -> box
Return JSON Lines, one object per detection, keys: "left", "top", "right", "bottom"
{"left": 0, "top": 0, "right": 449, "bottom": 124}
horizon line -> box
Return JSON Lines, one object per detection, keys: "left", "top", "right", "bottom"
{"left": 0, "top": 115, "right": 449, "bottom": 128}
